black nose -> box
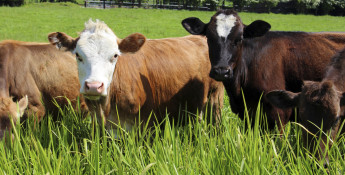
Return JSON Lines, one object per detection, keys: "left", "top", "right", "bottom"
{"left": 209, "top": 67, "right": 232, "bottom": 81}
{"left": 214, "top": 67, "right": 230, "bottom": 75}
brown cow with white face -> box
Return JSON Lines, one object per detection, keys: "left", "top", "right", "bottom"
{"left": 0, "top": 40, "right": 88, "bottom": 139}
{"left": 48, "top": 19, "right": 224, "bottom": 135}
{"left": 266, "top": 48, "right": 345, "bottom": 165}
{"left": 182, "top": 9, "right": 345, "bottom": 129}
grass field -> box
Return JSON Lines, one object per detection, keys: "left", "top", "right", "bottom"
{"left": 1, "top": 3, "right": 345, "bottom": 174}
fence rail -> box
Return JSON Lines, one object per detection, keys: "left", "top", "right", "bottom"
{"left": 84, "top": 0, "right": 231, "bottom": 10}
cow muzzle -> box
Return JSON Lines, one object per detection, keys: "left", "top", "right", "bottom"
{"left": 209, "top": 67, "right": 232, "bottom": 81}
{"left": 84, "top": 81, "right": 105, "bottom": 100}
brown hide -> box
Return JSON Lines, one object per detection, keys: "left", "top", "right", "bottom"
{"left": 0, "top": 40, "right": 88, "bottom": 124}
{"left": 267, "top": 48, "right": 345, "bottom": 165}
{"left": 94, "top": 35, "right": 224, "bottom": 129}
{"left": 231, "top": 32, "right": 345, "bottom": 129}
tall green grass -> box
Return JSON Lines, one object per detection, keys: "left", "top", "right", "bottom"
{"left": 0, "top": 3, "right": 345, "bottom": 174}
{"left": 1, "top": 96, "right": 344, "bottom": 174}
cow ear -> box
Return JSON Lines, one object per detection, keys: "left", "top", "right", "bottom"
{"left": 266, "top": 90, "right": 300, "bottom": 109}
{"left": 243, "top": 20, "right": 271, "bottom": 39}
{"left": 48, "top": 32, "right": 78, "bottom": 52}
{"left": 17, "top": 95, "right": 28, "bottom": 118}
{"left": 181, "top": 17, "right": 207, "bottom": 35}
{"left": 118, "top": 33, "right": 146, "bottom": 53}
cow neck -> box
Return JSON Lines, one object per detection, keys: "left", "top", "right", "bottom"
{"left": 0, "top": 54, "right": 9, "bottom": 98}
{"left": 0, "top": 78, "right": 9, "bottom": 98}
{"left": 325, "top": 49, "right": 345, "bottom": 90}
{"left": 231, "top": 44, "right": 248, "bottom": 95}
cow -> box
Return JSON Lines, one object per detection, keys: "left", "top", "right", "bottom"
{"left": 266, "top": 48, "right": 345, "bottom": 166}
{"left": 181, "top": 9, "right": 345, "bottom": 129}
{"left": 0, "top": 96, "right": 28, "bottom": 139}
{"left": 47, "top": 19, "right": 224, "bottom": 134}
{"left": 0, "top": 40, "right": 88, "bottom": 139}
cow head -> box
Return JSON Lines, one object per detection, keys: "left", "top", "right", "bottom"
{"left": 266, "top": 81, "right": 345, "bottom": 163}
{"left": 0, "top": 96, "right": 28, "bottom": 139}
{"left": 48, "top": 19, "right": 146, "bottom": 100}
{"left": 182, "top": 9, "right": 270, "bottom": 81}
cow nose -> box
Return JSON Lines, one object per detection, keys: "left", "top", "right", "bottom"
{"left": 85, "top": 82, "right": 104, "bottom": 95}
{"left": 210, "top": 67, "right": 232, "bottom": 81}
{"left": 215, "top": 68, "right": 230, "bottom": 75}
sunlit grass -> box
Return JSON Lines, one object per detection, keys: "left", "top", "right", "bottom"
{"left": 0, "top": 95, "right": 343, "bottom": 174}
{"left": 0, "top": 3, "right": 344, "bottom": 42}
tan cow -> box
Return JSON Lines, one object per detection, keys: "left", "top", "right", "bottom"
{"left": 48, "top": 19, "right": 224, "bottom": 134}
{"left": 0, "top": 40, "right": 88, "bottom": 138}
{"left": 0, "top": 96, "right": 28, "bottom": 139}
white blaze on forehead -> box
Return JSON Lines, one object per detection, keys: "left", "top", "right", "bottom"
{"left": 216, "top": 14, "right": 237, "bottom": 38}
{"left": 76, "top": 19, "right": 120, "bottom": 96}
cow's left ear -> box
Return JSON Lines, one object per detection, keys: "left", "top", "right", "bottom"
{"left": 48, "top": 32, "right": 78, "bottom": 52}
{"left": 118, "top": 33, "right": 146, "bottom": 53}
{"left": 243, "top": 20, "right": 271, "bottom": 39}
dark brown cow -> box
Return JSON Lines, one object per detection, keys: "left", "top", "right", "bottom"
{"left": 0, "top": 40, "right": 88, "bottom": 138}
{"left": 48, "top": 20, "right": 224, "bottom": 135}
{"left": 267, "top": 48, "right": 345, "bottom": 165}
{"left": 182, "top": 9, "right": 345, "bottom": 129}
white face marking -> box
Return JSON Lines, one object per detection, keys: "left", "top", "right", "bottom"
{"left": 75, "top": 19, "right": 121, "bottom": 97}
{"left": 216, "top": 14, "right": 237, "bottom": 38}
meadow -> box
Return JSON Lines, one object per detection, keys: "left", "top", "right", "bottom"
{"left": 1, "top": 3, "right": 345, "bottom": 174}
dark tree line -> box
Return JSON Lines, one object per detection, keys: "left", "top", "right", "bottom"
{"left": 234, "top": 0, "right": 345, "bottom": 16}
{"left": 1, "top": 0, "right": 345, "bottom": 16}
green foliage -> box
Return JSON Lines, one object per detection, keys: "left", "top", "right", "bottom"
{"left": 0, "top": 0, "right": 24, "bottom": 6}
{"left": 233, "top": 0, "right": 256, "bottom": 11}
{"left": 302, "top": 0, "right": 321, "bottom": 9}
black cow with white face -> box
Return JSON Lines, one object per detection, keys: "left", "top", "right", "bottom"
{"left": 182, "top": 9, "right": 345, "bottom": 129}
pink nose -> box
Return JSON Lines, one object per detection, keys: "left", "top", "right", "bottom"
{"left": 85, "top": 82, "right": 104, "bottom": 95}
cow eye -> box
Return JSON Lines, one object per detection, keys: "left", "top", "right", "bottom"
{"left": 110, "top": 54, "right": 118, "bottom": 63}
{"left": 76, "top": 53, "right": 83, "bottom": 62}
{"left": 231, "top": 39, "right": 242, "bottom": 47}
{"left": 235, "top": 39, "right": 242, "bottom": 45}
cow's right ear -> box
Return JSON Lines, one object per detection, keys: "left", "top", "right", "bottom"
{"left": 266, "top": 90, "right": 300, "bottom": 109}
{"left": 118, "top": 33, "right": 146, "bottom": 53}
{"left": 181, "top": 17, "right": 207, "bottom": 35}
{"left": 48, "top": 32, "right": 78, "bottom": 52}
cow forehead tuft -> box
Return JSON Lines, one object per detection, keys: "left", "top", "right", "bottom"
{"left": 0, "top": 97, "right": 16, "bottom": 113}
{"left": 215, "top": 14, "right": 237, "bottom": 38}
{"left": 0, "top": 98, "right": 13, "bottom": 108}
{"left": 81, "top": 19, "right": 117, "bottom": 40}
{"left": 77, "top": 20, "right": 120, "bottom": 57}
{"left": 302, "top": 81, "right": 340, "bottom": 106}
